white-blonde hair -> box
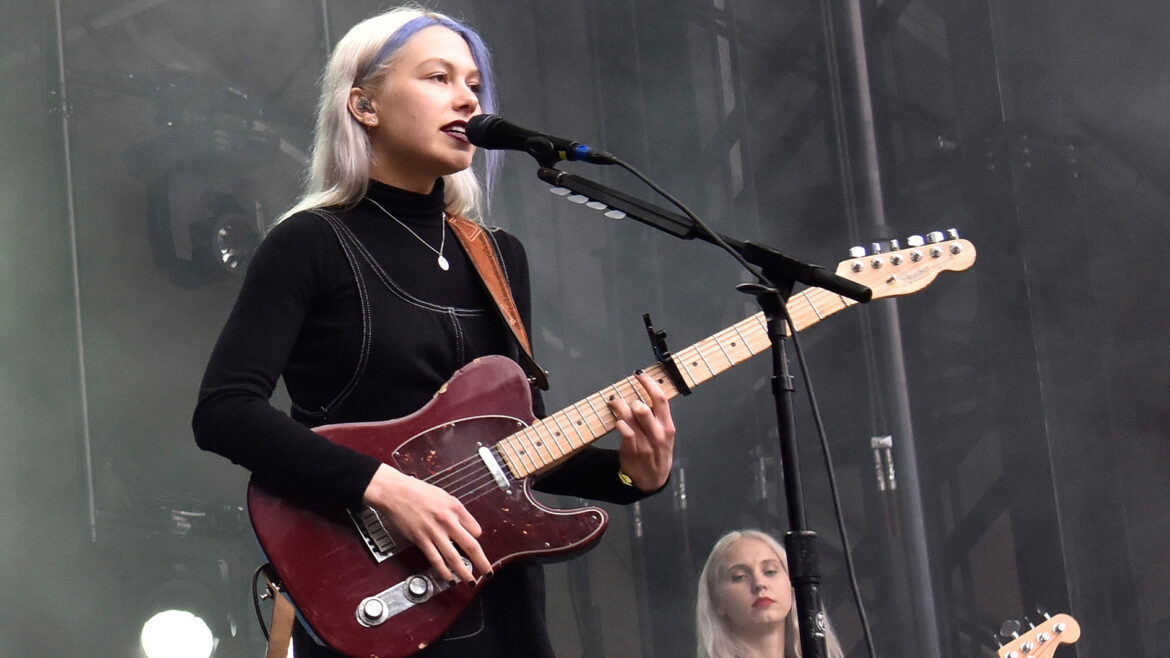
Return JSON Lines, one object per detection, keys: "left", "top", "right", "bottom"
{"left": 696, "top": 529, "right": 844, "bottom": 658}
{"left": 280, "top": 5, "right": 498, "bottom": 222}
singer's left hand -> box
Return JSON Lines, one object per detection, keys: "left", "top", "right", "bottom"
{"left": 609, "top": 370, "right": 676, "bottom": 491}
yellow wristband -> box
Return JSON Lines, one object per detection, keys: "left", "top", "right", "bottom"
{"left": 618, "top": 469, "right": 634, "bottom": 487}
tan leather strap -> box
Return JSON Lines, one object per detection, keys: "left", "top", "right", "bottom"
{"left": 263, "top": 568, "right": 296, "bottom": 658}
{"left": 447, "top": 214, "right": 549, "bottom": 390}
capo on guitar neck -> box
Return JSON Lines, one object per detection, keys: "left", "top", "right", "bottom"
{"left": 643, "top": 313, "right": 691, "bottom": 396}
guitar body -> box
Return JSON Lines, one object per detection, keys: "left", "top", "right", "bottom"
{"left": 247, "top": 356, "right": 608, "bottom": 657}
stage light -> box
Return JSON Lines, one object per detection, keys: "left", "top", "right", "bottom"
{"left": 136, "top": 573, "right": 235, "bottom": 658}
{"left": 140, "top": 609, "right": 215, "bottom": 658}
{"left": 210, "top": 209, "right": 260, "bottom": 273}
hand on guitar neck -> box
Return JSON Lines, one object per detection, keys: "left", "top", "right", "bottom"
{"left": 608, "top": 370, "right": 676, "bottom": 491}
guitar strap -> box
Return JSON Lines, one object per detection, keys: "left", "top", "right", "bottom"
{"left": 262, "top": 566, "right": 296, "bottom": 658}
{"left": 446, "top": 214, "right": 549, "bottom": 390}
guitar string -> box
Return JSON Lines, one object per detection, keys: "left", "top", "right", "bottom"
{"left": 368, "top": 316, "right": 789, "bottom": 524}
{"left": 365, "top": 282, "right": 882, "bottom": 537}
{"left": 361, "top": 259, "right": 919, "bottom": 528}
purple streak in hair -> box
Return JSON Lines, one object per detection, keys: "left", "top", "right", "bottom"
{"left": 356, "top": 14, "right": 501, "bottom": 205}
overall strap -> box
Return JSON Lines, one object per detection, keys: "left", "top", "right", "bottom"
{"left": 446, "top": 214, "right": 549, "bottom": 390}
{"left": 298, "top": 210, "right": 374, "bottom": 421}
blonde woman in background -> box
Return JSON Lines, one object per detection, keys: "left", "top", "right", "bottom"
{"left": 697, "top": 529, "right": 844, "bottom": 658}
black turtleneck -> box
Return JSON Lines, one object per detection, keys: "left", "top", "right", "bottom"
{"left": 193, "top": 178, "right": 645, "bottom": 509}
{"left": 192, "top": 179, "right": 651, "bottom": 657}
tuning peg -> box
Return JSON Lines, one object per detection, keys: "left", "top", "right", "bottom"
{"left": 889, "top": 238, "right": 901, "bottom": 251}
{"left": 998, "top": 619, "right": 1022, "bottom": 658}
{"left": 947, "top": 227, "right": 961, "bottom": 240}
{"left": 926, "top": 230, "right": 946, "bottom": 244}
{"left": 906, "top": 234, "right": 925, "bottom": 247}
{"left": 849, "top": 245, "right": 867, "bottom": 258}
{"left": 870, "top": 242, "right": 884, "bottom": 254}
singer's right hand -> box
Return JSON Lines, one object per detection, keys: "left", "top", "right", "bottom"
{"left": 361, "top": 463, "right": 492, "bottom": 584}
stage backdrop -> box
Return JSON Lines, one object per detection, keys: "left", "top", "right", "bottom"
{"left": 1, "top": 0, "right": 1167, "bottom": 656}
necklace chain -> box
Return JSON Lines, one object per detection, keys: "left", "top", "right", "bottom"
{"left": 366, "top": 198, "right": 450, "bottom": 271}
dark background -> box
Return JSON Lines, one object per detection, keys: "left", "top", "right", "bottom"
{"left": 2, "top": 0, "right": 1166, "bottom": 655}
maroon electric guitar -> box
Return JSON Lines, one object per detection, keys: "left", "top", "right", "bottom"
{"left": 248, "top": 233, "right": 976, "bottom": 657}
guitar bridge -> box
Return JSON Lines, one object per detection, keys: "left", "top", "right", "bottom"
{"left": 349, "top": 506, "right": 399, "bottom": 562}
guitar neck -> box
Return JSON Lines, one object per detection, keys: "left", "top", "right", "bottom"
{"left": 498, "top": 288, "right": 857, "bottom": 478}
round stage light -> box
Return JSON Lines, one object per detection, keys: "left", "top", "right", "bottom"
{"left": 140, "top": 609, "right": 215, "bottom": 658}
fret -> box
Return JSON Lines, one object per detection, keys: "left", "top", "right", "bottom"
{"left": 567, "top": 402, "right": 590, "bottom": 443}
{"left": 800, "top": 289, "right": 823, "bottom": 319}
{"left": 694, "top": 345, "right": 716, "bottom": 377}
{"left": 731, "top": 324, "right": 754, "bottom": 355}
{"left": 535, "top": 420, "right": 568, "bottom": 458}
{"left": 711, "top": 332, "right": 736, "bottom": 366}
{"left": 510, "top": 435, "right": 539, "bottom": 475}
{"left": 644, "top": 365, "right": 678, "bottom": 398}
{"left": 608, "top": 384, "right": 624, "bottom": 405}
{"left": 498, "top": 437, "right": 528, "bottom": 477}
{"left": 548, "top": 414, "right": 579, "bottom": 450}
{"left": 626, "top": 376, "right": 647, "bottom": 404}
{"left": 521, "top": 427, "right": 554, "bottom": 467}
{"left": 582, "top": 395, "right": 608, "bottom": 432}
{"left": 676, "top": 354, "right": 699, "bottom": 389}
{"left": 676, "top": 351, "right": 699, "bottom": 387}
{"left": 752, "top": 314, "right": 768, "bottom": 341}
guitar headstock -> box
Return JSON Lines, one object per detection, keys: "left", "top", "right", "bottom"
{"left": 996, "top": 613, "right": 1081, "bottom": 658}
{"left": 836, "top": 229, "right": 976, "bottom": 300}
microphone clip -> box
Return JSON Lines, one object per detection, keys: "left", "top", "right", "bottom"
{"left": 523, "top": 136, "right": 614, "bottom": 167}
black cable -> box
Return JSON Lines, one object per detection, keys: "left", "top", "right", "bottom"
{"left": 252, "top": 562, "right": 271, "bottom": 641}
{"left": 610, "top": 156, "right": 879, "bottom": 657}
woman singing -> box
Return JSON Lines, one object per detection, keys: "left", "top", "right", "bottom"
{"left": 193, "top": 6, "right": 676, "bottom": 656}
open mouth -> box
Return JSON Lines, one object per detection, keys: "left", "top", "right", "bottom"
{"left": 442, "top": 122, "right": 469, "bottom": 142}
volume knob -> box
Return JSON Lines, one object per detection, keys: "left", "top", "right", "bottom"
{"left": 357, "top": 597, "right": 387, "bottom": 625}
{"left": 406, "top": 576, "right": 432, "bottom": 601}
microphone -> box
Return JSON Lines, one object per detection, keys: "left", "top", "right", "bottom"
{"left": 466, "top": 114, "right": 616, "bottom": 165}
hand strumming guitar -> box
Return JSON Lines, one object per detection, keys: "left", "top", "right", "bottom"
{"left": 361, "top": 464, "right": 493, "bottom": 585}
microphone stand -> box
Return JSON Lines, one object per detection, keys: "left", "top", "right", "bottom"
{"left": 534, "top": 165, "right": 869, "bottom": 658}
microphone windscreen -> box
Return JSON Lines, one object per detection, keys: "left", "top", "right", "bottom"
{"left": 466, "top": 114, "right": 510, "bottom": 149}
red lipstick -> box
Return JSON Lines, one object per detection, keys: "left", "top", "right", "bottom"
{"left": 752, "top": 597, "right": 775, "bottom": 609}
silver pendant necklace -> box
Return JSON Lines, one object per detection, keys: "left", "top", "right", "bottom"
{"left": 366, "top": 198, "right": 450, "bottom": 271}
